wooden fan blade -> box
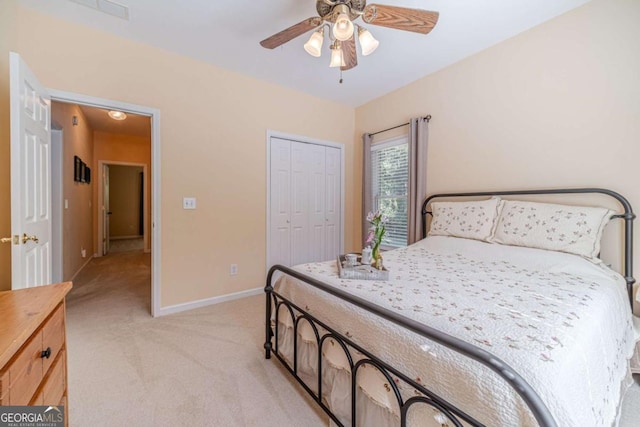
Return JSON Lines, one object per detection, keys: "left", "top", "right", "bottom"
{"left": 340, "top": 37, "right": 357, "bottom": 71}
{"left": 260, "top": 17, "right": 322, "bottom": 49}
{"left": 363, "top": 5, "right": 439, "bottom": 34}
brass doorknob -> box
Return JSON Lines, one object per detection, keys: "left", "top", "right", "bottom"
{"left": 22, "top": 233, "right": 39, "bottom": 244}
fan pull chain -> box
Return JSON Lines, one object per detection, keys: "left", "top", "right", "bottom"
{"left": 339, "top": 69, "right": 343, "bottom": 84}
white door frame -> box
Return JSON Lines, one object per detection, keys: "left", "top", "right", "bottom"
{"left": 51, "top": 129, "right": 63, "bottom": 283}
{"left": 49, "top": 89, "right": 162, "bottom": 317}
{"left": 265, "top": 130, "right": 345, "bottom": 273}
{"left": 97, "top": 161, "right": 149, "bottom": 256}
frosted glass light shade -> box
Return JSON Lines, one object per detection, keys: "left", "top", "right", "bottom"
{"left": 329, "top": 46, "right": 345, "bottom": 68}
{"left": 332, "top": 13, "right": 354, "bottom": 41}
{"left": 304, "top": 30, "right": 324, "bottom": 57}
{"left": 358, "top": 28, "right": 379, "bottom": 56}
{"left": 108, "top": 110, "right": 127, "bottom": 120}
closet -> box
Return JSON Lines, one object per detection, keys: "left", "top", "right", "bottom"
{"left": 269, "top": 136, "right": 342, "bottom": 267}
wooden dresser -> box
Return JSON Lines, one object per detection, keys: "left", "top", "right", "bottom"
{"left": 0, "top": 282, "right": 72, "bottom": 418}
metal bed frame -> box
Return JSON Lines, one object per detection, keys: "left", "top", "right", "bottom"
{"left": 264, "top": 188, "right": 635, "bottom": 427}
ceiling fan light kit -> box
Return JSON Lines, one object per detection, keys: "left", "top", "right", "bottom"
{"left": 332, "top": 5, "right": 355, "bottom": 41}
{"left": 260, "top": 0, "right": 439, "bottom": 73}
{"left": 357, "top": 26, "right": 379, "bottom": 56}
{"left": 329, "top": 41, "right": 346, "bottom": 68}
{"left": 304, "top": 29, "right": 325, "bottom": 57}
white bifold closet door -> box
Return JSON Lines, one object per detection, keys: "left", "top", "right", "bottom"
{"left": 270, "top": 137, "right": 341, "bottom": 267}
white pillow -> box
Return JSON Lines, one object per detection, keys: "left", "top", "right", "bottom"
{"left": 428, "top": 198, "right": 502, "bottom": 242}
{"left": 492, "top": 200, "right": 615, "bottom": 260}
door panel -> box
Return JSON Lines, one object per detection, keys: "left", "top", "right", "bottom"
{"left": 324, "top": 147, "right": 341, "bottom": 261}
{"left": 290, "top": 142, "right": 310, "bottom": 265}
{"left": 10, "top": 52, "right": 52, "bottom": 288}
{"left": 269, "top": 138, "right": 291, "bottom": 266}
{"left": 308, "top": 144, "right": 326, "bottom": 262}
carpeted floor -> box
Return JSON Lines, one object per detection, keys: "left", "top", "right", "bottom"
{"left": 65, "top": 251, "right": 326, "bottom": 426}
{"left": 66, "top": 251, "right": 640, "bottom": 426}
{"left": 107, "top": 237, "right": 144, "bottom": 253}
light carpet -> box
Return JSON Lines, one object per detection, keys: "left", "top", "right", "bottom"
{"left": 107, "top": 237, "right": 144, "bottom": 253}
{"left": 66, "top": 251, "right": 326, "bottom": 426}
{"left": 66, "top": 251, "right": 640, "bottom": 426}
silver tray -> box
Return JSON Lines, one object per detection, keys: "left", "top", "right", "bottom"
{"left": 336, "top": 254, "right": 389, "bottom": 280}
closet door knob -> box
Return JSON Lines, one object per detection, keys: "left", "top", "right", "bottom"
{"left": 41, "top": 347, "right": 51, "bottom": 359}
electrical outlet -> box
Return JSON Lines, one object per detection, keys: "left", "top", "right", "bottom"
{"left": 183, "top": 197, "right": 196, "bottom": 209}
{"left": 230, "top": 264, "right": 238, "bottom": 276}
{"left": 81, "top": 248, "right": 86, "bottom": 258}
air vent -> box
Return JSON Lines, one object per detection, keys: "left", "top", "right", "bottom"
{"left": 70, "top": 0, "right": 130, "bottom": 20}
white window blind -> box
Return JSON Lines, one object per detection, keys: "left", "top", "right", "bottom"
{"left": 371, "top": 136, "right": 408, "bottom": 247}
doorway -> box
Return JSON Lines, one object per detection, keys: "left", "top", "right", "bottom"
{"left": 49, "top": 90, "right": 162, "bottom": 317}
{"left": 99, "top": 162, "right": 148, "bottom": 256}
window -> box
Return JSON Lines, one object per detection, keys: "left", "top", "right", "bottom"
{"left": 370, "top": 136, "right": 408, "bottom": 247}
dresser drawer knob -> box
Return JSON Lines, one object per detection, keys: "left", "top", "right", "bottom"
{"left": 41, "top": 347, "right": 52, "bottom": 359}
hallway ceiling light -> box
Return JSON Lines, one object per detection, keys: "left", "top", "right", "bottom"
{"left": 108, "top": 110, "right": 127, "bottom": 121}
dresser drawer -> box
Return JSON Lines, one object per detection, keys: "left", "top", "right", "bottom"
{"left": 4, "top": 331, "right": 44, "bottom": 405}
{"left": 0, "top": 303, "right": 66, "bottom": 406}
{"left": 0, "top": 370, "right": 9, "bottom": 405}
{"left": 0, "top": 282, "right": 71, "bottom": 416}
{"left": 41, "top": 304, "right": 65, "bottom": 373}
{"left": 31, "top": 350, "right": 66, "bottom": 406}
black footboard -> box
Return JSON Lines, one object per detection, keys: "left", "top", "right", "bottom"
{"left": 265, "top": 265, "right": 557, "bottom": 427}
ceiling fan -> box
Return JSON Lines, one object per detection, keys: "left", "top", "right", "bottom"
{"left": 260, "top": 0, "right": 439, "bottom": 71}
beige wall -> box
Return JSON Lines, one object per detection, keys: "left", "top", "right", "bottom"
{"left": 106, "top": 165, "right": 143, "bottom": 238}
{"left": 0, "top": 1, "right": 356, "bottom": 305}
{"left": 356, "top": 0, "right": 640, "bottom": 306}
{"left": 92, "top": 131, "right": 151, "bottom": 253}
{"left": 51, "top": 102, "right": 94, "bottom": 281}
{"left": 0, "top": 1, "right": 16, "bottom": 290}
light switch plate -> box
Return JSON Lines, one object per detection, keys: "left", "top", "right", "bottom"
{"left": 183, "top": 197, "right": 196, "bottom": 209}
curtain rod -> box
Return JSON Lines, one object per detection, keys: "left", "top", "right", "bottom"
{"left": 368, "top": 115, "right": 431, "bottom": 137}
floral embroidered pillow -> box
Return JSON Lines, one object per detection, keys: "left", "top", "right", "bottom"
{"left": 492, "top": 200, "right": 615, "bottom": 260}
{"left": 428, "top": 198, "right": 502, "bottom": 242}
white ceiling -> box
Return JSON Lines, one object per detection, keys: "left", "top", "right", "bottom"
{"left": 20, "top": 0, "right": 592, "bottom": 107}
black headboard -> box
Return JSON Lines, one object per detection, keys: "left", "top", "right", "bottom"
{"left": 421, "top": 188, "right": 636, "bottom": 307}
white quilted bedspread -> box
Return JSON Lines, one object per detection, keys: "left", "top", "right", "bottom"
{"left": 274, "top": 236, "right": 638, "bottom": 427}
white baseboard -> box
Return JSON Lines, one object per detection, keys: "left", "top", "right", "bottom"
{"left": 69, "top": 256, "right": 94, "bottom": 282}
{"left": 156, "top": 286, "right": 263, "bottom": 317}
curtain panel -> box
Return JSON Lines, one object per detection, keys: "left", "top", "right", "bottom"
{"left": 408, "top": 117, "right": 429, "bottom": 244}
{"left": 362, "top": 133, "right": 373, "bottom": 245}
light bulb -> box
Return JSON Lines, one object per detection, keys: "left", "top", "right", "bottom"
{"left": 332, "top": 13, "right": 354, "bottom": 41}
{"left": 304, "top": 30, "right": 324, "bottom": 57}
{"left": 329, "top": 44, "right": 345, "bottom": 68}
{"left": 358, "top": 27, "right": 379, "bottom": 56}
{"left": 108, "top": 111, "right": 127, "bottom": 121}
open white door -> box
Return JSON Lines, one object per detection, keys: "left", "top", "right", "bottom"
{"left": 102, "top": 164, "right": 110, "bottom": 256}
{"left": 9, "top": 52, "right": 52, "bottom": 289}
